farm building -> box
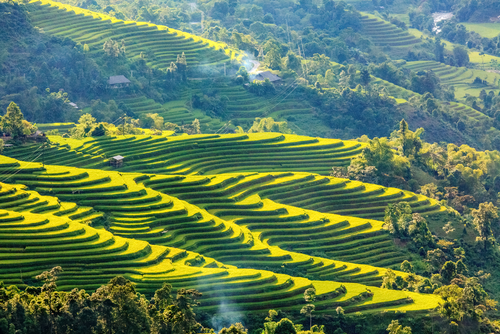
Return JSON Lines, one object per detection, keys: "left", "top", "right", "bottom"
{"left": 252, "top": 71, "right": 282, "bottom": 84}
{"left": 108, "top": 75, "right": 131, "bottom": 89}
{"left": 110, "top": 155, "right": 124, "bottom": 167}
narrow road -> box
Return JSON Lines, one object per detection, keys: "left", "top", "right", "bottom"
{"left": 248, "top": 60, "right": 261, "bottom": 74}
{"left": 432, "top": 12, "right": 453, "bottom": 33}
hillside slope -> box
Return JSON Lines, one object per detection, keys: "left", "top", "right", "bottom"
{"left": 26, "top": 0, "right": 241, "bottom": 70}
{"left": 0, "top": 156, "right": 410, "bottom": 281}
{"left": 0, "top": 155, "right": 443, "bottom": 315}
{"left": 4, "top": 133, "right": 365, "bottom": 175}
{"left": 360, "top": 13, "right": 422, "bottom": 57}
{"left": 403, "top": 60, "right": 500, "bottom": 99}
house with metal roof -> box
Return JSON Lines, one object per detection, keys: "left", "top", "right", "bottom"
{"left": 110, "top": 155, "right": 125, "bottom": 167}
{"left": 108, "top": 75, "right": 131, "bottom": 89}
{"left": 251, "top": 71, "right": 282, "bottom": 83}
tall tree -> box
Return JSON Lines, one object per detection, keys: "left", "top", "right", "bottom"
{"left": 395, "top": 119, "right": 423, "bottom": 159}
{"left": 453, "top": 46, "right": 469, "bottom": 67}
{"left": 91, "top": 276, "right": 150, "bottom": 334}
{"left": 471, "top": 202, "right": 499, "bottom": 250}
{"left": 265, "top": 47, "right": 282, "bottom": 70}
{"left": 218, "top": 323, "right": 247, "bottom": 334}
{"left": 384, "top": 202, "right": 412, "bottom": 236}
{"left": 103, "top": 39, "right": 121, "bottom": 58}
{"left": 284, "top": 51, "right": 301, "bottom": 72}
{"left": 35, "top": 266, "right": 64, "bottom": 334}
{"left": 300, "top": 288, "right": 316, "bottom": 330}
{"left": 386, "top": 320, "right": 412, "bottom": 334}
{"left": 361, "top": 68, "right": 370, "bottom": 86}
{"left": 176, "top": 52, "right": 187, "bottom": 81}
{"left": 2, "top": 102, "right": 26, "bottom": 138}
{"left": 164, "top": 288, "right": 202, "bottom": 334}
{"left": 441, "top": 261, "right": 458, "bottom": 284}
{"left": 274, "top": 318, "right": 296, "bottom": 334}
{"left": 434, "top": 37, "right": 445, "bottom": 63}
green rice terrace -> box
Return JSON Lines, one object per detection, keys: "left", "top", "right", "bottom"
{"left": 4, "top": 133, "right": 365, "bottom": 174}
{"left": 36, "top": 122, "right": 76, "bottom": 133}
{"left": 0, "top": 133, "right": 447, "bottom": 315}
{"left": 117, "top": 95, "right": 224, "bottom": 133}
{"left": 403, "top": 60, "right": 500, "bottom": 99}
{"left": 360, "top": 13, "right": 422, "bottom": 56}
{"left": 26, "top": 0, "right": 240, "bottom": 70}
{"left": 116, "top": 83, "right": 319, "bottom": 133}
{"left": 462, "top": 23, "right": 500, "bottom": 39}
{"left": 370, "top": 64, "right": 500, "bottom": 138}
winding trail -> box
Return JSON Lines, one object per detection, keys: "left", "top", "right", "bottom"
{"left": 248, "top": 60, "right": 261, "bottom": 73}
{"left": 432, "top": 12, "right": 453, "bottom": 33}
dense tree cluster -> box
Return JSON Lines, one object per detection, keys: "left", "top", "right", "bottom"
{"left": 0, "top": 2, "right": 192, "bottom": 126}
{"left": 0, "top": 268, "right": 208, "bottom": 334}
{"left": 0, "top": 2, "right": 96, "bottom": 123}
{"left": 336, "top": 119, "right": 500, "bottom": 206}
{"left": 408, "top": 3, "right": 500, "bottom": 60}
{"left": 379, "top": 203, "right": 500, "bottom": 333}
{"left": 1, "top": 269, "right": 377, "bottom": 334}
{"left": 333, "top": 119, "right": 500, "bottom": 332}
{"left": 438, "top": 21, "right": 500, "bottom": 58}
{"left": 306, "top": 86, "right": 402, "bottom": 139}
{"left": 192, "top": 91, "right": 229, "bottom": 119}
{"left": 0, "top": 102, "right": 37, "bottom": 139}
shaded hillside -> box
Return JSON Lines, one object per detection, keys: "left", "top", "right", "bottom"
{"left": 27, "top": 0, "right": 240, "bottom": 71}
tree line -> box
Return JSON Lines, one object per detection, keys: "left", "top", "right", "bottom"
{"left": 0, "top": 266, "right": 419, "bottom": 334}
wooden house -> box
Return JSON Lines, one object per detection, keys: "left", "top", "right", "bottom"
{"left": 110, "top": 155, "right": 124, "bottom": 167}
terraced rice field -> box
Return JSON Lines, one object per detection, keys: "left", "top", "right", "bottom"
{"left": 26, "top": 0, "right": 239, "bottom": 70}
{"left": 1, "top": 204, "right": 427, "bottom": 314}
{"left": 463, "top": 23, "right": 500, "bottom": 38}
{"left": 141, "top": 172, "right": 444, "bottom": 267}
{"left": 37, "top": 123, "right": 76, "bottom": 133}
{"left": 4, "top": 133, "right": 365, "bottom": 174}
{"left": 144, "top": 172, "right": 445, "bottom": 223}
{"left": 402, "top": 61, "right": 500, "bottom": 136}
{"left": 0, "top": 163, "right": 400, "bottom": 280}
{"left": 368, "top": 69, "right": 500, "bottom": 137}
{"left": 370, "top": 76, "right": 416, "bottom": 101}
{"left": 407, "top": 28, "right": 500, "bottom": 65}
{"left": 115, "top": 80, "right": 321, "bottom": 133}
{"left": 403, "top": 60, "right": 500, "bottom": 98}
{"left": 184, "top": 83, "right": 319, "bottom": 131}
{"left": 0, "top": 138, "right": 445, "bottom": 274}
{"left": 203, "top": 85, "right": 314, "bottom": 122}
{"left": 365, "top": 61, "right": 500, "bottom": 137}
{"left": 118, "top": 94, "right": 224, "bottom": 132}
{"left": 360, "top": 13, "right": 422, "bottom": 52}
{"left": 0, "top": 155, "right": 443, "bottom": 314}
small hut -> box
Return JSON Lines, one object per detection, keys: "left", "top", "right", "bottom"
{"left": 110, "top": 155, "right": 124, "bottom": 167}
{"left": 108, "top": 75, "right": 131, "bottom": 89}
{"left": 251, "top": 71, "right": 282, "bottom": 84}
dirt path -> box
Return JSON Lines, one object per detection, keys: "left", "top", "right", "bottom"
{"left": 432, "top": 12, "right": 453, "bottom": 33}
{"left": 248, "top": 60, "right": 261, "bottom": 73}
